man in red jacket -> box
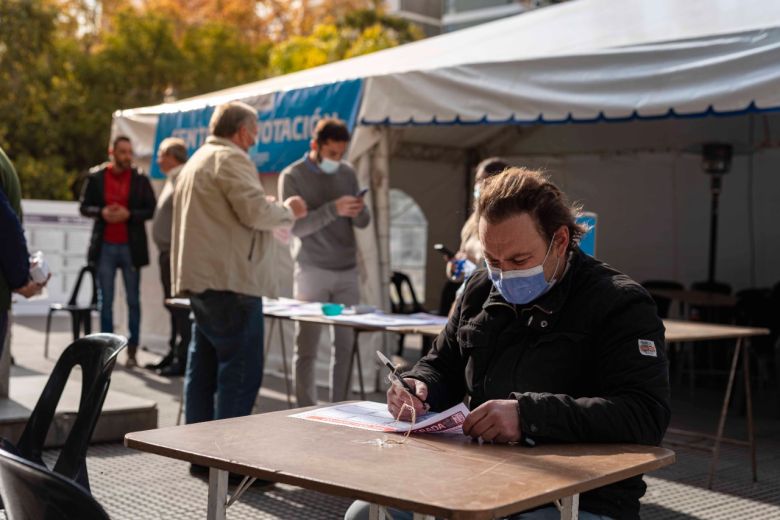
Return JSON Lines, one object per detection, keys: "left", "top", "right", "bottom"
{"left": 80, "top": 136, "right": 156, "bottom": 366}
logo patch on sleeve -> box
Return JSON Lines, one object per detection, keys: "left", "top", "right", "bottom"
{"left": 638, "top": 339, "right": 657, "bottom": 357}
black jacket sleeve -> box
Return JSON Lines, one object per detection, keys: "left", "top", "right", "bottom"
{"left": 403, "top": 294, "right": 468, "bottom": 412}
{"left": 129, "top": 174, "right": 156, "bottom": 223}
{"left": 514, "top": 286, "right": 671, "bottom": 446}
{"left": 0, "top": 190, "right": 30, "bottom": 290}
{"left": 79, "top": 173, "right": 103, "bottom": 220}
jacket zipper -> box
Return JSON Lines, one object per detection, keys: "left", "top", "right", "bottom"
{"left": 248, "top": 233, "right": 256, "bottom": 260}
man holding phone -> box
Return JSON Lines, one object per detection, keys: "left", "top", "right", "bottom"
{"left": 279, "top": 117, "right": 371, "bottom": 406}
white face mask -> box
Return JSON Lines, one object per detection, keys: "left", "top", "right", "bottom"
{"left": 319, "top": 157, "right": 340, "bottom": 174}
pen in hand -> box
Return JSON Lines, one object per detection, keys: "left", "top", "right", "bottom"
{"left": 376, "top": 350, "right": 429, "bottom": 409}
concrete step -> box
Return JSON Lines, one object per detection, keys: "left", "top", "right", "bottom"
{"left": 0, "top": 374, "right": 157, "bottom": 446}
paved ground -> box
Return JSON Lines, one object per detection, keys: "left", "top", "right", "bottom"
{"left": 6, "top": 315, "right": 780, "bottom": 519}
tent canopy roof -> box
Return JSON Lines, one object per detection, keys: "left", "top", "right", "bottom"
{"left": 117, "top": 0, "right": 780, "bottom": 120}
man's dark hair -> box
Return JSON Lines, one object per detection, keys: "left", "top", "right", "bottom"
{"left": 475, "top": 157, "right": 509, "bottom": 182}
{"left": 112, "top": 135, "right": 131, "bottom": 149}
{"left": 313, "top": 118, "right": 350, "bottom": 145}
{"left": 477, "top": 167, "right": 587, "bottom": 251}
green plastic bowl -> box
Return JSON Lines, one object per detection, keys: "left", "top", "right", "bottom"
{"left": 321, "top": 303, "right": 344, "bottom": 316}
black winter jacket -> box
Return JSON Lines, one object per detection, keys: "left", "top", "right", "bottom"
{"left": 79, "top": 164, "right": 156, "bottom": 268}
{"left": 406, "top": 248, "right": 670, "bottom": 520}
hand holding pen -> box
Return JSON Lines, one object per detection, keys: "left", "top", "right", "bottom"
{"left": 377, "top": 351, "right": 430, "bottom": 421}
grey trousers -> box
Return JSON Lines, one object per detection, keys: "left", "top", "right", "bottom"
{"left": 293, "top": 264, "right": 360, "bottom": 406}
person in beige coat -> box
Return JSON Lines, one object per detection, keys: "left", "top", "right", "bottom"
{"left": 171, "top": 102, "right": 306, "bottom": 462}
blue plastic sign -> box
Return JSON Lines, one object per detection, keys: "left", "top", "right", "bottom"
{"left": 150, "top": 79, "right": 363, "bottom": 178}
{"left": 576, "top": 212, "right": 597, "bottom": 256}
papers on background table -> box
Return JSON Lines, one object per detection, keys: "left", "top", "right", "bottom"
{"left": 262, "top": 298, "right": 323, "bottom": 317}
{"left": 407, "top": 313, "right": 450, "bottom": 326}
{"left": 290, "top": 401, "right": 470, "bottom": 434}
{"left": 328, "top": 312, "right": 449, "bottom": 328}
{"left": 261, "top": 298, "right": 450, "bottom": 327}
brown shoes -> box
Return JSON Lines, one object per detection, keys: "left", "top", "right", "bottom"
{"left": 126, "top": 344, "right": 138, "bottom": 367}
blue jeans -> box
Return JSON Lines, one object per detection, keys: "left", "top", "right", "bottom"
{"left": 344, "top": 503, "right": 613, "bottom": 520}
{"left": 97, "top": 243, "right": 140, "bottom": 346}
{"left": 184, "top": 290, "right": 264, "bottom": 424}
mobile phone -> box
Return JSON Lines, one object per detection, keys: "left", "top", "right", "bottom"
{"left": 356, "top": 187, "right": 370, "bottom": 198}
{"left": 433, "top": 243, "right": 456, "bottom": 259}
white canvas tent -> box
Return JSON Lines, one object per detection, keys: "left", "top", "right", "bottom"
{"left": 114, "top": 0, "right": 780, "bottom": 381}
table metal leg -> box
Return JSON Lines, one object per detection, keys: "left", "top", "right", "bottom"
{"left": 558, "top": 494, "right": 580, "bottom": 520}
{"left": 263, "top": 318, "right": 293, "bottom": 407}
{"left": 344, "top": 332, "right": 356, "bottom": 400}
{"left": 708, "top": 338, "right": 742, "bottom": 489}
{"left": 279, "top": 319, "right": 293, "bottom": 408}
{"left": 176, "top": 380, "right": 184, "bottom": 426}
{"left": 743, "top": 341, "right": 757, "bottom": 482}
{"left": 344, "top": 330, "right": 367, "bottom": 401}
{"left": 207, "top": 468, "right": 228, "bottom": 520}
{"left": 355, "top": 332, "right": 366, "bottom": 400}
{"left": 263, "top": 317, "right": 277, "bottom": 357}
{"left": 368, "top": 503, "right": 387, "bottom": 520}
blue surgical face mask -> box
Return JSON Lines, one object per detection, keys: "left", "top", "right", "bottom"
{"left": 486, "top": 234, "right": 561, "bottom": 305}
{"left": 319, "top": 157, "right": 340, "bottom": 174}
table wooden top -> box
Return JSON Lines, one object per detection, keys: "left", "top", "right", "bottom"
{"left": 647, "top": 288, "right": 738, "bottom": 308}
{"left": 126, "top": 407, "right": 674, "bottom": 519}
{"left": 165, "top": 297, "right": 192, "bottom": 310}
{"left": 663, "top": 319, "right": 769, "bottom": 342}
{"left": 289, "top": 315, "right": 388, "bottom": 332}
{"left": 387, "top": 323, "right": 447, "bottom": 336}
{"left": 388, "top": 319, "right": 770, "bottom": 344}
{"left": 166, "top": 298, "right": 768, "bottom": 344}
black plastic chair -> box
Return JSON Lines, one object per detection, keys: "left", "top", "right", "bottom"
{"left": 0, "top": 448, "right": 110, "bottom": 520}
{"left": 390, "top": 271, "right": 425, "bottom": 315}
{"left": 690, "top": 280, "right": 733, "bottom": 323}
{"left": 735, "top": 288, "right": 775, "bottom": 389}
{"left": 770, "top": 282, "right": 780, "bottom": 417}
{"left": 641, "top": 280, "right": 684, "bottom": 319}
{"left": 0, "top": 333, "right": 127, "bottom": 495}
{"left": 437, "top": 280, "right": 461, "bottom": 317}
{"left": 389, "top": 272, "right": 433, "bottom": 357}
{"left": 44, "top": 265, "right": 98, "bottom": 358}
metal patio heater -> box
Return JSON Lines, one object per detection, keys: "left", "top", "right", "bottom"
{"left": 701, "top": 142, "right": 733, "bottom": 284}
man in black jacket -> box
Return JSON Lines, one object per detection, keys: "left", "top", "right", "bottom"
{"left": 80, "top": 136, "right": 156, "bottom": 366}
{"left": 348, "top": 168, "right": 670, "bottom": 520}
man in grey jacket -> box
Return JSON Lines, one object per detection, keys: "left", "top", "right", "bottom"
{"left": 149, "top": 137, "right": 189, "bottom": 376}
{"left": 279, "top": 118, "right": 371, "bottom": 406}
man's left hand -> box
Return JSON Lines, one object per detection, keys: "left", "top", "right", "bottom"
{"left": 462, "top": 399, "right": 522, "bottom": 443}
{"left": 113, "top": 205, "right": 130, "bottom": 222}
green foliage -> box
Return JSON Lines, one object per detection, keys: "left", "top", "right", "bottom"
{"left": 179, "top": 22, "right": 271, "bottom": 98}
{"left": 270, "top": 24, "right": 343, "bottom": 74}
{"left": 0, "top": 0, "right": 421, "bottom": 200}
{"left": 12, "top": 155, "right": 74, "bottom": 201}
{"left": 269, "top": 9, "right": 422, "bottom": 75}
{"left": 0, "top": 0, "right": 85, "bottom": 199}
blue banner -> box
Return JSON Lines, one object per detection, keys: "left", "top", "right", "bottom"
{"left": 151, "top": 79, "right": 363, "bottom": 179}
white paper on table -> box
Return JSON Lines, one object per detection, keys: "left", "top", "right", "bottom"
{"left": 263, "top": 301, "right": 324, "bottom": 317}
{"left": 407, "top": 313, "right": 450, "bottom": 326}
{"left": 327, "top": 312, "right": 436, "bottom": 328}
{"left": 290, "top": 401, "right": 470, "bottom": 434}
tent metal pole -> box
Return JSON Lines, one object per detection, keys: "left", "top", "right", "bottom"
{"left": 707, "top": 174, "right": 722, "bottom": 283}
